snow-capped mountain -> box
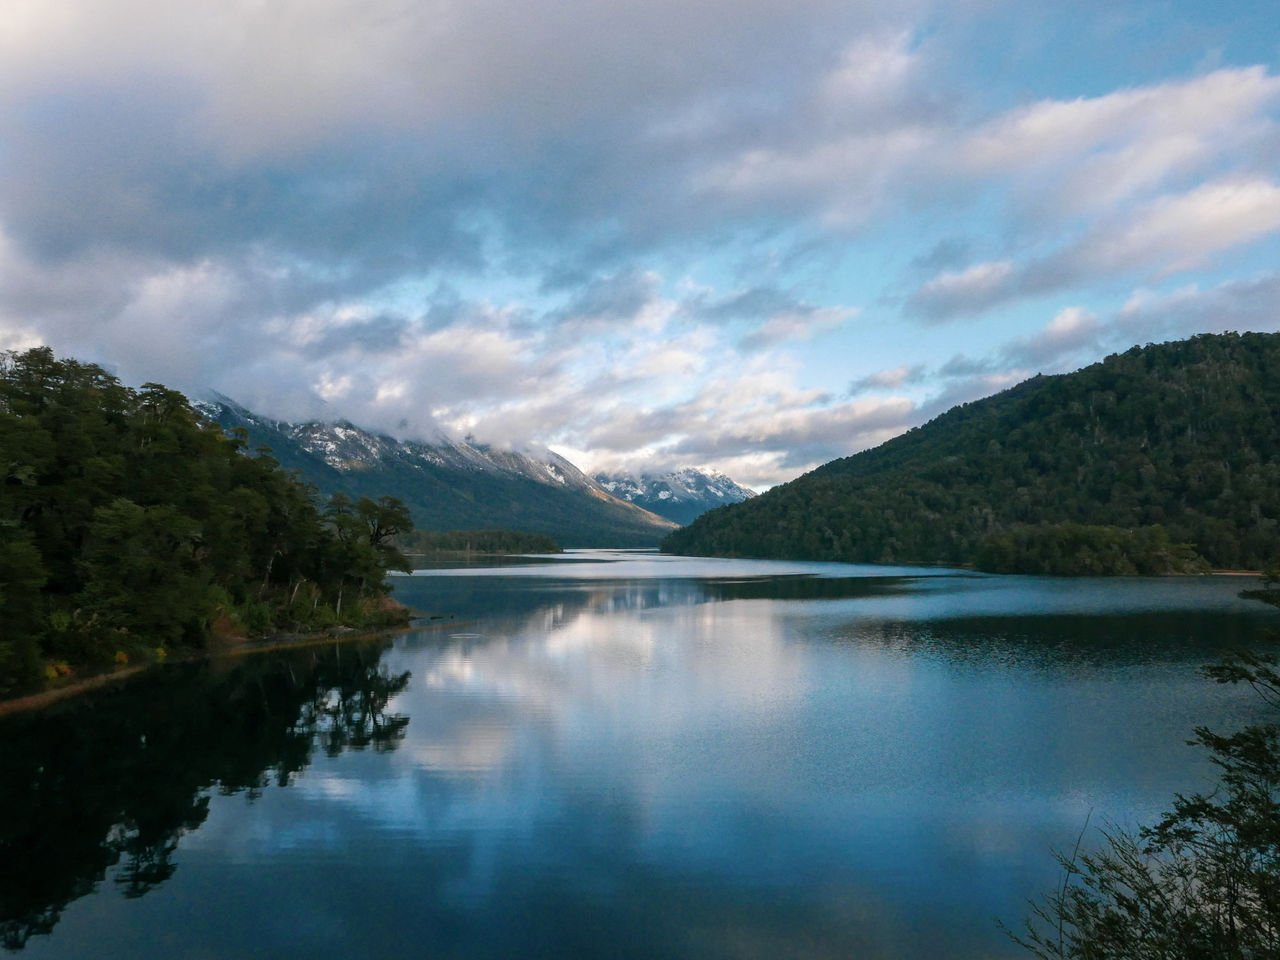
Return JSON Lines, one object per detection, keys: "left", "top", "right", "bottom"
{"left": 195, "top": 396, "right": 677, "bottom": 547}
{"left": 593, "top": 468, "right": 756, "bottom": 525}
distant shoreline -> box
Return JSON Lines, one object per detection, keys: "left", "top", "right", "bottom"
{"left": 5, "top": 567, "right": 1266, "bottom": 717}
{"left": 403, "top": 549, "right": 553, "bottom": 558}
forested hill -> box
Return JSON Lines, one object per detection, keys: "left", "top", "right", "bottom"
{"left": 662, "top": 332, "right": 1280, "bottom": 571}
{"left": 0, "top": 349, "right": 415, "bottom": 696}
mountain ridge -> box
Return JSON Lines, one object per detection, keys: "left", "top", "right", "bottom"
{"left": 662, "top": 332, "right": 1280, "bottom": 569}
{"left": 196, "top": 397, "right": 679, "bottom": 547}
{"left": 593, "top": 468, "right": 756, "bottom": 525}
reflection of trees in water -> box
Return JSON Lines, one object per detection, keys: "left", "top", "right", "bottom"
{"left": 828, "top": 612, "right": 1276, "bottom": 670}
{"left": 701, "top": 575, "right": 916, "bottom": 602}
{"left": 399, "top": 574, "right": 919, "bottom": 643}
{"left": 0, "top": 641, "right": 409, "bottom": 951}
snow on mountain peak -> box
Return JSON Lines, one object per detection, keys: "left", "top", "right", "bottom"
{"left": 591, "top": 468, "right": 755, "bottom": 525}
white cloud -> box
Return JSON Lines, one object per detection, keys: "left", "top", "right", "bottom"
{"left": 907, "top": 271, "right": 1280, "bottom": 427}
{"left": 1078, "top": 178, "right": 1280, "bottom": 275}
{"left": 1, "top": 258, "right": 879, "bottom": 488}
{"left": 963, "top": 67, "right": 1279, "bottom": 172}
{"left": 2, "top": 3, "right": 1279, "bottom": 494}
{"left": 0, "top": 0, "right": 902, "bottom": 160}
{"left": 961, "top": 67, "right": 1280, "bottom": 216}
{"left": 909, "top": 178, "right": 1280, "bottom": 319}
{"left": 739, "top": 305, "right": 856, "bottom": 349}
{"left": 1000, "top": 307, "right": 1102, "bottom": 370}
{"left": 703, "top": 126, "right": 934, "bottom": 226}
{"left": 847, "top": 364, "right": 925, "bottom": 395}
{"left": 819, "top": 31, "right": 926, "bottom": 118}
{"left": 1115, "top": 272, "right": 1280, "bottom": 343}
{"left": 704, "top": 65, "right": 1280, "bottom": 237}
{"left": 908, "top": 261, "right": 1013, "bottom": 319}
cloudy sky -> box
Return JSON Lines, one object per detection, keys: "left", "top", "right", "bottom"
{"left": 2, "top": 0, "right": 1279, "bottom": 488}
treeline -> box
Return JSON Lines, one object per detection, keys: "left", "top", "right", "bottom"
{"left": 976, "top": 523, "right": 1209, "bottom": 576}
{"left": 399, "top": 529, "right": 561, "bottom": 555}
{"left": 665, "top": 333, "right": 1280, "bottom": 572}
{"left": 0, "top": 348, "right": 413, "bottom": 695}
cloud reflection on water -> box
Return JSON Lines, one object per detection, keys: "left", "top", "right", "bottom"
{"left": 25, "top": 554, "right": 1275, "bottom": 960}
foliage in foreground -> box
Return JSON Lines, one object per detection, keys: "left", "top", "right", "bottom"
{"left": 1009, "top": 646, "right": 1280, "bottom": 958}
{"left": 0, "top": 348, "right": 413, "bottom": 694}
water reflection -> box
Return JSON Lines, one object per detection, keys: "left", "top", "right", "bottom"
{"left": 0, "top": 641, "right": 408, "bottom": 951}
{"left": 702, "top": 574, "right": 925, "bottom": 601}
{"left": 394, "top": 563, "right": 1276, "bottom": 671}
{"left": 6, "top": 556, "right": 1279, "bottom": 960}
{"left": 373, "top": 561, "right": 1277, "bottom": 959}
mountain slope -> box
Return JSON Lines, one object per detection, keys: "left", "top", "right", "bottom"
{"left": 662, "top": 332, "right": 1280, "bottom": 568}
{"left": 594, "top": 468, "right": 755, "bottom": 524}
{"left": 196, "top": 399, "right": 677, "bottom": 547}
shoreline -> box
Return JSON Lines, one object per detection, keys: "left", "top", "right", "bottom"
{"left": 0, "top": 664, "right": 152, "bottom": 718}
{"left": 0, "top": 615, "right": 444, "bottom": 719}
{"left": 5, "top": 567, "right": 1265, "bottom": 717}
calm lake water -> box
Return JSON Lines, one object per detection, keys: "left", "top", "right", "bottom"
{"left": 4, "top": 551, "right": 1279, "bottom": 959}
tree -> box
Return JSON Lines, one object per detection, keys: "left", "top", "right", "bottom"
{"left": 321, "top": 493, "right": 413, "bottom": 617}
{"left": 0, "top": 528, "right": 46, "bottom": 690}
{"left": 1009, "top": 648, "right": 1280, "bottom": 958}
{"left": 356, "top": 495, "right": 413, "bottom": 574}
{"left": 0, "top": 347, "right": 415, "bottom": 689}
{"left": 78, "top": 498, "right": 210, "bottom": 650}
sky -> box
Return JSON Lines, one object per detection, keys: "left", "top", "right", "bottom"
{"left": 1, "top": 0, "right": 1279, "bottom": 489}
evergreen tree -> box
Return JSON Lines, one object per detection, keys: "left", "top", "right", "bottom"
{"left": 0, "top": 348, "right": 414, "bottom": 694}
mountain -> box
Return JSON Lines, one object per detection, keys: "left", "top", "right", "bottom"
{"left": 662, "top": 332, "right": 1280, "bottom": 570}
{"left": 593, "top": 468, "right": 756, "bottom": 525}
{"left": 195, "top": 398, "right": 677, "bottom": 547}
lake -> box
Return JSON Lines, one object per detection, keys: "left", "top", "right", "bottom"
{"left": 3, "top": 551, "right": 1278, "bottom": 958}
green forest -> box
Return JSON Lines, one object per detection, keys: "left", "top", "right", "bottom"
{"left": 664, "top": 332, "right": 1280, "bottom": 572}
{"left": 975, "top": 523, "right": 1210, "bottom": 576}
{"left": 0, "top": 348, "right": 414, "bottom": 696}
